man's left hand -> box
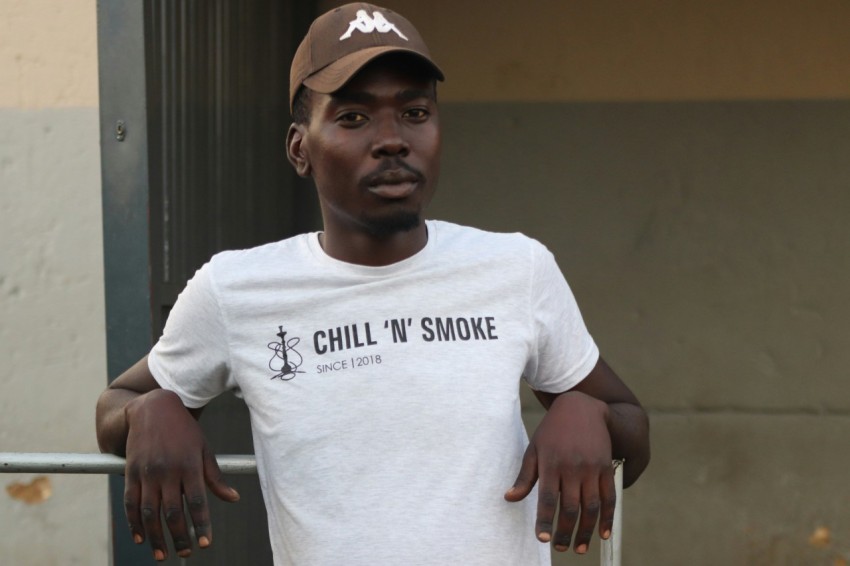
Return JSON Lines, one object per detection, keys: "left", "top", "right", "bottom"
{"left": 504, "top": 391, "right": 616, "bottom": 554}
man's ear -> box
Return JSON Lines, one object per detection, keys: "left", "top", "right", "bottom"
{"left": 286, "top": 123, "right": 311, "bottom": 177}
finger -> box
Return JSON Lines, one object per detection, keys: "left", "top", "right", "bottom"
{"left": 203, "top": 448, "right": 240, "bottom": 504}
{"left": 553, "top": 479, "right": 580, "bottom": 552}
{"left": 123, "top": 472, "right": 144, "bottom": 545}
{"left": 139, "top": 482, "right": 167, "bottom": 562}
{"left": 598, "top": 466, "right": 617, "bottom": 540}
{"left": 535, "top": 474, "right": 559, "bottom": 543}
{"left": 573, "top": 477, "right": 602, "bottom": 554}
{"left": 184, "top": 472, "right": 213, "bottom": 548}
{"left": 504, "top": 444, "right": 538, "bottom": 502}
{"left": 161, "top": 483, "right": 192, "bottom": 558}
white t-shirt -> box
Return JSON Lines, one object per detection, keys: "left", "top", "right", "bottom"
{"left": 149, "top": 220, "right": 599, "bottom": 566}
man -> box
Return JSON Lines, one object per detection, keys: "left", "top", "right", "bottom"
{"left": 96, "top": 3, "right": 650, "bottom": 565}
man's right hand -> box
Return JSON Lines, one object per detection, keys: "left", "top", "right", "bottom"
{"left": 122, "top": 389, "right": 240, "bottom": 561}
{"left": 96, "top": 356, "right": 240, "bottom": 562}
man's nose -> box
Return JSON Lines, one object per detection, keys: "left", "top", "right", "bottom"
{"left": 371, "top": 117, "right": 410, "bottom": 158}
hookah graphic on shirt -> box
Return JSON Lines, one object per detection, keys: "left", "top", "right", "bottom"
{"left": 268, "top": 326, "right": 304, "bottom": 380}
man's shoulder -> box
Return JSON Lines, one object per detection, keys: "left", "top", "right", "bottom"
{"left": 198, "top": 233, "right": 313, "bottom": 287}
{"left": 207, "top": 233, "right": 311, "bottom": 266}
{"left": 428, "top": 219, "right": 544, "bottom": 255}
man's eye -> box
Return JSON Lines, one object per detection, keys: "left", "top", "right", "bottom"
{"left": 404, "top": 108, "right": 429, "bottom": 120}
{"left": 338, "top": 112, "right": 366, "bottom": 124}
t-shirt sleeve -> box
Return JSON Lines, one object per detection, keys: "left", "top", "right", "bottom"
{"left": 523, "top": 241, "right": 599, "bottom": 393}
{"left": 147, "top": 261, "right": 236, "bottom": 408}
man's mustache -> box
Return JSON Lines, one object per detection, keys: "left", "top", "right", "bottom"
{"left": 359, "top": 159, "right": 424, "bottom": 189}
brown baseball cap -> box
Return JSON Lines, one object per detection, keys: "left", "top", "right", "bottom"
{"left": 290, "top": 3, "right": 444, "bottom": 111}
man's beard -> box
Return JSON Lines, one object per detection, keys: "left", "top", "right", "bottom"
{"left": 359, "top": 210, "right": 422, "bottom": 238}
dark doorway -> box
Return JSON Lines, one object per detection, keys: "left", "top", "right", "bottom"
{"left": 98, "top": 1, "right": 318, "bottom": 563}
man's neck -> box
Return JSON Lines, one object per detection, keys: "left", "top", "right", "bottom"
{"left": 318, "top": 224, "right": 428, "bottom": 267}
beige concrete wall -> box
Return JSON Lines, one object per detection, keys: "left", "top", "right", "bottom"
{"left": 0, "top": 0, "right": 107, "bottom": 564}
{"left": 0, "top": 0, "right": 99, "bottom": 107}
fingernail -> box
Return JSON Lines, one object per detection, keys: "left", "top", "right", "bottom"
{"left": 177, "top": 549, "right": 192, "bottom": 558}
{"left": 603, "top": 529, "right": 611, "bottom": 539}
{"left": 199, "top": 536, "right": 210, "bottom": 548}
{"left": 554, "top": 544, "right": 568, "bottom": 552}
{"left": 537, "top": 532, "right": 551, "bottom": 543}
{"left": 576, "top": 544, "right": 587, "bottom": 554}
{"left": 154, "top": 550, "right": 166, "bottom": 561}
{"left": 133, "top": 534, "right": 142, "bottom": 544}
{"left": 230, "top": 488, "right": 241, "bottom": 500}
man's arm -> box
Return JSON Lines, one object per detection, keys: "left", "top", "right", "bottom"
{"left": 532, "top": 357, "right": 650, "bottom": 487}
{"left": 505, "top": 356, "right": 650, "bottom": 555}
{"left": 96, "top": 356, "right": 239, "bottom": 562}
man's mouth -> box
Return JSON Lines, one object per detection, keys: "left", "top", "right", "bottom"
{"left": 366, "top": 170, "right": 420, "bottom": 199}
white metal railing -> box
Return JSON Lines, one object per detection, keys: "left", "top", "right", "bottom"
{"left": 603, "top": 459, "right": 624, "bottom": 566}
{"left": 0, "top": 453, "right": 622, "bottom": 565}
{"left": 0, "top": 452, "right": 257, "bottom": 474}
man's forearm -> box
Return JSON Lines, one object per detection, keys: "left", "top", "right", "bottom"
{"left": 96, "top": 355, "right": 182, "bottom": 456}
{"left": 97, "top": 388, "right": 193, "bottom": 456}
{"left": 95, "top": 387, "right": 140, "bottom": 456}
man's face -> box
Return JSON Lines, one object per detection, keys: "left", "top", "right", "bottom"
{"left": 290, "top": 55, "right": 441, "bottom": 240}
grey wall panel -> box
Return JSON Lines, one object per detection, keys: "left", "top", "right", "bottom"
{"left": 433, "top": 101, "right": 850, "bottom": 412}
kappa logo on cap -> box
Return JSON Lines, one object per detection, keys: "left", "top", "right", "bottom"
{"left": 339, "top": 9, "right": 408, "bottom": 41}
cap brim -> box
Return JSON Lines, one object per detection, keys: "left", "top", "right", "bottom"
{"left": 302, "top": 45, "right": 444, "bottom": 95}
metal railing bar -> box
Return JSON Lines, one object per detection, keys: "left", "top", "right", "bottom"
{"left": 600, "top": 460, "right": 623, "bottom": 566}
{"left": 0, "top": 453, "right": 257, "bottom": 474}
